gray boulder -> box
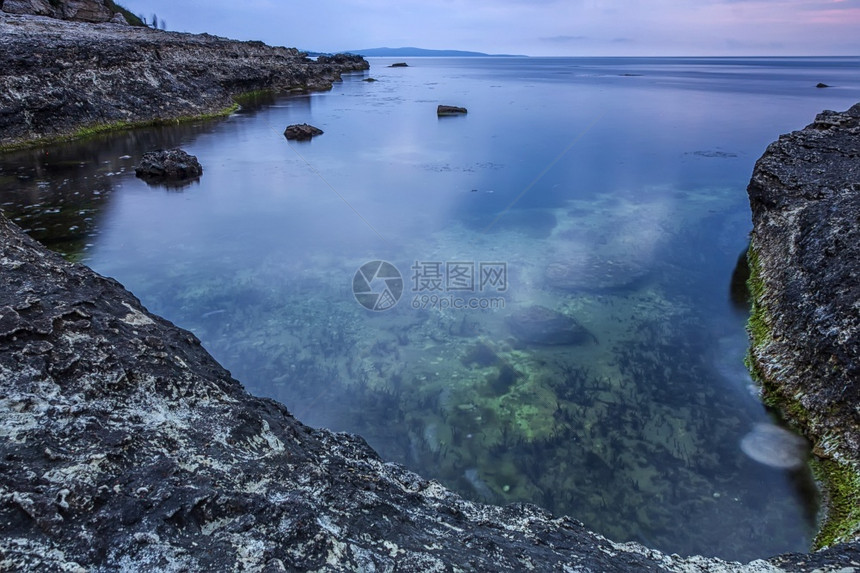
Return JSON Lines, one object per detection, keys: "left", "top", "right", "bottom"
{"left": 134, "top": 148, "right": 203, "bottom": 182}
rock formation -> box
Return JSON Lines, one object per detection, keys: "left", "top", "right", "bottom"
{"left": 2, "top": 0, "right": 121, "bottom": 23}
{"left": 0, "top": 12, "right": 368, "bottom": 150}
{"left": 284, "top": 123, "right": 324, "bottom": 141}
{"left": 135, "top": 148, "right": 203, "bottom": 182}
{"left": 746, "top": 103, "right": 860, "bottom": 548}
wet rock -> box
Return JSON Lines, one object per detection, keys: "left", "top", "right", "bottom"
{"left": 747, "top": 102, "right": 860, "bottom": 545}
{"left": 389, "top": 62, "right": 408, "bottom": 67}
{"left": 284, "top": 123, "right": 324, "bottom": 141}
{"left": 134, "top": 148, "right": 203, "bottom": 182}
{"left": 545, "top": 255, "right": 649, "bottom": 292}
{"left": 6, "top": 208, "right": 826, "bottom": 571}
{"left": 0, "top": 12, "right": 368, "bottom": 149}
{"left": 506, "top": 305, "right": 593, "bottom": 346}
{"left": 438, "top": 105, "right": 468, "bottom": 116}
{"left": 816, "top": 83, "right": 830, "bottom": 88}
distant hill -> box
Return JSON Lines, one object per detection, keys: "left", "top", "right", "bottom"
{"left": 344, "top": 47, "right": 524, "bottom": 57}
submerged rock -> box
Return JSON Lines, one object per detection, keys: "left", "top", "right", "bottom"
{"left": 134, "top": 148, "right": 203, "bottom": 182}
{"left": 6, "top": 208, "right": 821, "bottom": 571}
{"left": 545, "top": 255, "right": 648, "bottom": 292}
{"left": 506, "top": 305, "right": 593, "bottom": 346}
{"left": 740, "top": 424, "right": 809, "bottom": 469}
{"left": 438, "top": 104, "right": 468, "bottom": 116}
{"left": 284, "top": 123, "right": 324, "bottom": 140}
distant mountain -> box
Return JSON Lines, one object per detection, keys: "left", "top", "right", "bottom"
{"left": 344, "top": 47, "right": 524, "bottom": 58}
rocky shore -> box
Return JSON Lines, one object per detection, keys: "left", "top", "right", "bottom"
{"left": 0, "top": 11, "right": 368, "bottom": 150}
{"left": 1, "top": 113, "right": 860, "bottom": 573}
{"left": 746, "top": 103, "right": 860, "bottom": 549}
{"left": 1, "top": 6, "right": 859, "bottom": 569}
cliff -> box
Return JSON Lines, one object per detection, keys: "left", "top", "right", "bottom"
{"left": 0, "top": 12, "right": 368, "bottom": 150}
{"left": 747, "top": 103, "right": 860, "bottom": 548}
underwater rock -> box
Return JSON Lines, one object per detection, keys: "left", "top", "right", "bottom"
{"left": 284, "top": 123, "right": 324, "bottom": 140}
{"left": 740, "top": 424, "right": 809, "bottom": 470}
{"left": 438, "top": 105, "right": 467, "bottom": 116}
{"left": 134, "top": 148, "right": 203, "bottom": 182}
{"left": 545, "top": 255, "right": 648, "bottom": 292}
{"left": 506, "top": 305, "right": 593, "bottom": 346}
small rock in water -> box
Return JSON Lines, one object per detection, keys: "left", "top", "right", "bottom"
{"left": 389, "top": 62, "right": 409, "bottom": 68}
{"left": 134, "top": 148, "right": 202, "bottom": 182}
{"left": 284, "top": 123, "right": 324, "bottom": 141}
{"left": 438, "top": 105, "right": 467, "bottom": 116}
{"left": 816, "top": 82, "right": 830, "bottom": 88}
{"left": 739, "top": 423, "right": 808, "bottom": 469}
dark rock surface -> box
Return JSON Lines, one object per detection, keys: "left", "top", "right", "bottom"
{"left": 135, "top": 148, "right": 203, "bottom": 182}
{"left": 1, "top": 0, "right": 117, "bottom": 22}
{"left": 284, "top": 123, "right": 324, "bottom": 141}
{"left": 6, "top": 207, "right": 860, "bottom": 571}
{"left": 506, "top": 305, "right": 593, "bottom": 346}
{"left": 746, "top": 102, "right": 860, "bottom": 546}
{"left": 0, "top": 12, "right": 368, "bottom": 149}
{"left": 816, "top": 83, "right": 830, "bottom": 88}
{"left": 438, "top": 104, "right": 468, "bottom": 116}
{"left": 389, "top": 62, "right": 409, "bottom": 67}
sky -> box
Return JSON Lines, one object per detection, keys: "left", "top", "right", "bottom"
{"left": 118, "top": 0, "right": 860, "bottom": 56}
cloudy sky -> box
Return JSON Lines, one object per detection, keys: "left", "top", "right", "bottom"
{"left": 119, "top": 0, "right": 860, "bottom": 56}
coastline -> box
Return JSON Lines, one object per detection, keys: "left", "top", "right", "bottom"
{"left": 1, "top": 13, "right": 859, "bottom": 569}
{"left": 745, "top": 103, "right": 860, "bottom": 548}
{"left": 0, "top": 13, "right": 368, "bottom": 151}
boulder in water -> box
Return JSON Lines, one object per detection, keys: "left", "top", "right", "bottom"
{"left": 506, "top": 305, "right": 593, "bottom": 346}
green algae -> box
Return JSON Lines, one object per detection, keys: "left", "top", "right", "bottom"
{"left": 0, "top": 105, "right": 240, "bottom": 154}
{"left": 745, "top": 242, "right": 860, "bottom": 549}
{"left": 810, "top": 456, "right": 860, "bottom": 548}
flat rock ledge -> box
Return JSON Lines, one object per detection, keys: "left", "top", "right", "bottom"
{"left": 0, "top": 12, "right": 368, "bottom": 149}
{"left": 747, "top": 102, "right": 860, "bottom": 548}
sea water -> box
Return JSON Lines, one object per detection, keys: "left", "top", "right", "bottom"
{"left": 2, "top": 57, "right": 859, "bottom": 561}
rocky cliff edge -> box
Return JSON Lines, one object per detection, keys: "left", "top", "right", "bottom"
{"left": 0, "top": 12, "right": 368, "bottom": 150}
{"left": 747, "top": 103, "right": 860, "bottom": 549}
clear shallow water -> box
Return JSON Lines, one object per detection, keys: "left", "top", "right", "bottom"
{"left": 2, "top": 57, "right": 859, "bottom": 561}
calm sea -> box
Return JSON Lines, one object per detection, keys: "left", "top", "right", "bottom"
{"left": 2, "top": 56, "right": 859, "bottom": 561}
